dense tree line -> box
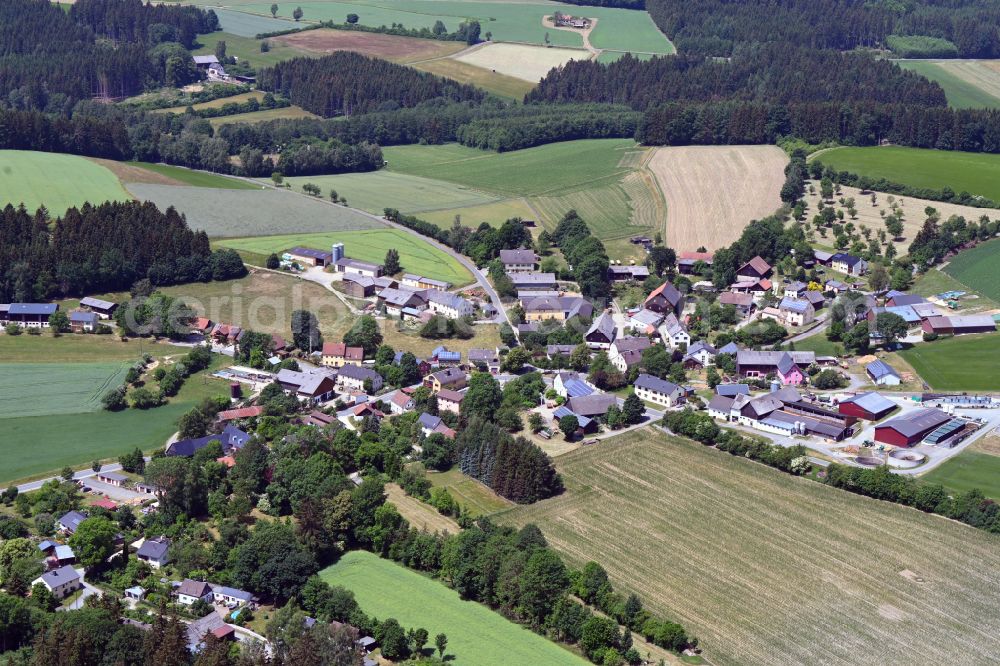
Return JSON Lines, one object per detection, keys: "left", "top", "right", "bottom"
{"left": 456, "top": 418, "right": 563, "bottom": 503}
{"left": 529, "top": 46, "right": 946, "bottom": 109}
{"left": 0, "top": 201, "right": 244, "bottom": 302}
{"left": 70, "top": 0, "right": 219, "bottom": 49}
{"left": 560, "top": 0, "right": 644, "bottom": 7}
{"left": 257, "top": 17, "right": 484, "bottom": 45}
{"left": 644, "top": 0, "right": 1000, "bottom": 58}
{"left": 456, "top": 104, "right": 640, "bottom": 152}
{"left": 552, "top": 210, "right": 613, "bottom": 299}
{"left": 258, "top": 52, "right": 485, "bottom": 118}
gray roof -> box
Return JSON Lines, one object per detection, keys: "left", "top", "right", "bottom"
{"left": 736, "top": 350, "right": 815, "bottom": 367}
{"left": 566, "top": 393, "right": 618, "bottom": 417}
{"left": 402, "top": 274, "right": 450, "bottom": 289}
{"left": 686, "top": 340, "right": 717, "bottom": 356}
{"left": 213, "top": 585, "right": 253, "bottom": 602}
{"left": 54, "top": 545, "right": 74, "bottom": 560}
{"left": 878, "top": 408, "right": 950, "bottom": 437}
{"left": 776, "top": 352, "right": 797, "bottom": 375}
{"left": 840, "top": 392, "right": 897, "bottom": 416}
{"left": 866, "top": 360, "right": 900, "bottom": 380}
{"left": 379, "top": 287, "right": 426, "bottom": 308}
{"left": 277, "top": 368, "right": 337, "bottom": 396}
{"left": 718, "top": 342, "right": 740, "bottom": 355}
{"left": 418, "top": 413, "right": 443, "bottom": 430}
{"left": 40, "top": 565, "right": 79, "bottom": 588}
{"left": 192, "top": 55, "right": 219, "bottom": 65}
{"left": 98, "top": 471, "right": 128, "bottom": 483}
{"left": 499, "top": 249, "right": 537, "bottom": 265}
{"left": 59, "top": 510, "right": 87, "bottom": 532}
{"left": 830, "top": 252, "right": 864, "bottom": 267}
{"left": 630, "top": 309, "right": 663, "bottom": 327}
{"left": 337, "top": 257, "right": 382, "bottom": 272}
{"left": 613, "top": 336, "right": 653, "bottom": 354}
{"left": 8, "top": 303, "right": 57, "bottom": 315}
{"left": 177, "top": 579, "right": 212, "bottom": 598}
{"left": 80, "top": 297, "right": 116, "bottom": 310}
{"left": 337, "top": 365, "right": 381, "bottom": 382}
{"left": 137, "top": 537, "right": 170, "bottom": 560}
{"left": 779, "top": 297, "right": 812, "bottom": 314}
{"left": 586, "top": 312, "right": 617, "bottom": 342}
{"left": 430, "top": 367, "right": 465, "bottom": 384}
{"left": 716, "top": 383, "right": 750, "bottom": 397}
{"left": 288, "top": 246, "right": 332, "bottom": 260}
{"left": 707, "top": 394, "right": 736, "bottom": 412}
{"left": 511, "top": 272, "right": 556, "bottom": 286}
{"left": 634, "top": 373, "right": 680, "bottom": 396}
{"left": 426, "top": 290, "right": 471, "bottom": 311}
{"left": 70, "top": 311, "right": 98, "bottom": 323}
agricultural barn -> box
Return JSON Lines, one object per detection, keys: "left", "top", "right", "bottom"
{"left": 608, "top": 265, "right": 651, "bottom": 282}
{"left": 0, "top": 303, "right": 58, "bottom": 327}
{"left": 585, "top": 312, "right": 617, "bottom": 349}
{"left": 566, "top": 393, "right": 618, "bottom": 418}
{"left": 401, "top": 274, "right": 450, "bottom": 291}
{"left": 342, "top": 275, "right": 375, "bottom": 298}
{"left": 922, "top": 315, "right": 997, "bottom": 336}
{"left": 336, "top": 257, "right": 384, "bottom": 278}
{"left": 874, "top": 408, "right": 951, "bottom": 447}
{"left": 643, "top": 281, "right": 683, "bottom": 315}
{"left": 286, "top": 247, "right": 333, "bottom": 267}
{"left": 552, "top": 406, "right": 598, "bottom": 435}
{"left": 677, "top": 251, "right": 714, "bottom": 274}
{"left": 866, "top": 359, "right": 901, "bottom": 386}
{"left": 192, "top": 55, "right": 219, "bottom": 69}
{"left": 79, "top": 297, "right": 118, "bottom": 318}
{"left": 838, "top": 393, "right": 898, "bottom": 421}
{"left": 736, "top": 256, "right": 772, "bottom": 280}
{"left": 511, "top": 272, "right": 557, "bottom": 291}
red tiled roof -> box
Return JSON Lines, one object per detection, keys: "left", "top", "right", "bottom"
{"left": 216, "top": 406, "right": 263, "bottom": 421}
{"left": 92, "top": 499, "right": 117, "bottom": 510}
{"left": 678, "top": 251, "right": 714, "bottom": 262}
{"left": 322, "top": 342, "right": 364, "bottom": 360}
{"left": 194, "top": 317, "right": 212, "bottom": 332}
{"left": 740, "top": 256, "right": 771, "bottom": 275}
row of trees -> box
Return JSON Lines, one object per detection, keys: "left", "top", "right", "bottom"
{"left": 455, "top": 105, "right": 640, "bottom": 152}
{"left": 257, "top": 52, "right": 485, "bottom": 118}
{"left": 551, "top": 210, "right": 613, "bottom": 299}
{"left": 0, "top": 201, "right": 245, "bottom": 303}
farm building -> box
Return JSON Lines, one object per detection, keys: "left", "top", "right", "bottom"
{"left": 216, "top": 405, "right": 263, "bottom": 424}
{"left": 874, "top": 408, "right": 951, "bottom": 446}
{"left": 0, "top": 303, "right": 58, "bottom": 328}
{"left": 79, "top": 297, "right": 118, "bottom": 318}
{"left": 716, "top": 383, "right": 750, "bottom": 397}
{"left": 735, "top": 350, "right": 816, "bottom": 382}
{"left": 566, "top": 393, "right": 617, "bottom": 418}
{"left": 585, "top": 312, "right": 617, "bottom": 349}
{"left": 167, "top": 425, "right": 251, "bottom": 457}
{"left": 736, "top": 256, "right": 772, "bottom": 280}
{"left": 321, "top": 342, "right": 364, "bottom": 368}
{"left": 707, "top": 395, "right": 736, "bottom": 420}
{"left": 546, "top": 344, "right": 576, "bottom": 360}
{"left": 378, "top": 288, "right": 427, "bottom": 318}
{"left": 643, "top": 281, "right": 683, "bottom": 315}
{"left": 802, "top": 290, "right": 826, "bottom": 310}
{"left": 830, "top": 253, "right": 868, "bottom": 276}
{"left": 401, "top": 274, "right": 450, "bottom": 291}
{"left": 838, "top": 392, "right": 898, "bottom": 421}
{"left": 727, "top": 388, "right": 854, "bottom": 440}
{"left": 511, "top": 272, "right": 557, "bottom": 291}
{"left": 552, "top": 406, "right": 598, "bottom": 436}
{"left": 96, "top": 471, "right": 128, "bottom": 487}
{"left": 634, "top": 374, "right": 683, "bottom": 408}
{"left": 886, "top": 292, "right": 928, "bottom": 308}
{"left": 554, "top": 372, "right": 594, "bottom": 399}
{"left": 499, "top": 249, "right": 538, "bottom": 273}
{"left": 276, "top": 368, "right": 338, "bottom": 404}
{"left": 336, "top": 257, "right": 384, "bottom": 278}
{"left": 336, "top": 365, "right": 383, "bottom": 393}
{"left": 136, "top": 536, "right": 171, "bottom": 569}
{"left": 608, "top": 265, "right": 651, "bottom": 282}
{"left": 426, "top": 291, "right": 474, "bottom": 319}
{"left": 922, "top": 315, "right": 997, "bottom": 336}
{"left": 33, "top": 565, "right": 82, "bottom": 600}
{"left": 730, "top": 278, "right": 773, "bottom": 302}
{"left": 342, "top": 275, "right": 376, "bottom": 298}
{"left": 866, "top": 360, "right": 901, "bottom": 386}
{"left": 677, "top": 251, "right": 714, "bottom": 274}
{"left": 286, "top": 247, "right": 333, "bottom": 267}
{"left": 524, "top": 296, "right": 592, "bottom": 322}
{"left": 192, "top": 54, "right": 219, "bottom": 69}
{"left": 70, "top": 311, "right": 99, "bottom": 333}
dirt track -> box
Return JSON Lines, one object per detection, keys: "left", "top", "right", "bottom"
{"left": 649, "top": 145, "right": 788, "bottom": 252}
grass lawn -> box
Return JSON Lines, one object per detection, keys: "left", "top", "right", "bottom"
{"left": 815, "top": 146, "right": 1000, "bottom": 202}
{"left": 381, "top": 321, "right": 502, "bottom": 358}
{"left": 217, "top": 229, "right": 474, "bottom": 286}
{"left": 207, "top": 105, "right": 319, "bottom": 126}
{"left": 426, "top": 468, "right": 512, "bottom": 517}
{"left": 0, "top": 362, "right": 130, "bottom": 418}
{"left": 127, "top": 163, "right": 256, "bottom": 189}
{"left": 790, "top": 331, "right": 844, "bottom": 357}
{"left": 504, "top": 427, "right": 1000, "bottom": 666}
{"left": 282, "top": 170, "right": 503, "bottom": 216}
{"left": 0, "top": 150, "right": 131, "bottom": 215}
{"left": 898, "top": 333, "right": 1000, "bottom": 391}
{"left": 897, "top": 60, "right": 1000, "bottom": 109}
{"left": 0, "top": 334, "right": 174, "bottom": 364}
{"left": 942, "top": 237, "right": 1000, "bottom": 302}
{"left": 922, "top": 450, "right": 1000, "bottom": 500}
{"left": 320, "top": 551, "right": 585, "bottom": 665}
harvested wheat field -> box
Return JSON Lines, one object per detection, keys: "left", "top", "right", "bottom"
{"left": 649, "top": 145, "right": 788, "bottom": 251}
{"left": 273, "top": 29, "right": 466, "bottom": 64}
{"left": 454, "top": 42, "right": 588, "bottom": 82}
{"left": 803, "top": 181, "right": 997, "bottom": 251}
{"left": 503, "top": 428, "right": 1000, "bottom": 666}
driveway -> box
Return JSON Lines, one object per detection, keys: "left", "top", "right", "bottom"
{"left": 61, "top": 569, "right": 102, "bottom": 611}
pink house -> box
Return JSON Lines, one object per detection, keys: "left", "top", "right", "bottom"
{"left": 776, "top": 353, "right": 805, "bottom": 385}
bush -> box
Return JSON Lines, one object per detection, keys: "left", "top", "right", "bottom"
{"left": 923, "top": 331, "right": 938, "bottom": 342}
{"left": 102, "top": 387, "right": 128, "bottom": 411}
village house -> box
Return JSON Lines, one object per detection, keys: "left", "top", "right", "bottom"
{"left": 553, "top": 372, "right": 594, "bottom": 399}
{"left": 830, "top": 252, "right": 868, "bottom": 276}
{"left": 866, "top": 359, "right": 901, "bottom": 386}
{"left": 802, "top": 290, "right": 826, "bottom": 310}
{"left": 552, "top": 406, "right": 598, "bottom": 436}
{"left": 79, "top": 296, "right": 118, "bottom": 319}
{"left": 436, "top": 388, "right": 465, "bottom": 414}
{"left": 418, "top": 413, "right": 456, "bottom": 439}
{"left": 468, "top": 348, "right": 499, "bottom": 369}
{"left": 58, "top": 511, "right": 88, "bottom": 535}
{"left": 136, "top": 536, "right": 171, "bottom": 569}
{"left": 511, "top": 272, "right": 558, "bottom": 292}
{"left": 425, "top": 367, "right": 467, "bottom": 393}
{"left": 718, "top": 292, "right": 755, "bottom": 318}
{"left": 628, "top": 308, "right": 664, "bottom": 335}
{"left": 707, "top": 394, "right": 736, "bottom": 420}
{"left": 658, "top": 313, "right": 691, "bottom": 350}
{"left": 69, "top": 311, "right": 99, "bottom": 332}
{"left": 176, "top": 579, "right": 214, "bottom": 606}
{"left": 378, "top": 288, "right": 428, "bottom": 318}
{"left": 336, "top": 365, "right": 383, "bottom": 393}
{"left": 683, "top": 340, "right": 717, "bottom": 368}
{"left": 0, "top": 303, "right": 58, "bottom": 328}
{"left": 167, "top": 424, "right": 251, "bottom": 457}
{"left": 634, "top": 374, "right": 683, "bottom": 408}
{"left": 607, "top": 265, "right": 651, "bottom": 282}
{"left": 401, "top": 274, "right": 451, "bottom": 291}
{"left": 566, "top": 393, "right": 618, "bottom": 419}
{"left": 322, "top": 342, "right": 364, "bottom": 368}
{"left": 777, "top": 297, "right": 815, "bottom": 327}
{"left": 426, "top": 291, "right": 475, "bottom": 319}
{"left": 585, "top": 312, "right": 618, "bottom": 349}
{"left": 716, "top": 383, "right": 750, "bottom": 397}
{"left": 735, "top": 350, "right": 816, "bottom": 384}
{"left": 643, "top": 281, "right": 684, "bottom": 316}
{"left": 212, "top": 585, "right": 257, "bottom": 610}
{"left": 547, "top": 344, "right": 577, "bottom": 360}
{"left": 677, "top": 251, "right": 714, "bottom": 275}
{"left": 431, "top": 346, "right": 462, "bottom": 366}
{"left": 388, "top": 391, "right": 415, "bottom": 415}
{"left": 523, "top": 296, "right": 593, "bottom": 322}
{"left": 33, "top": 565, "right": 82, "bottom": 600}
{"left": 783, "top": 281, "right": 808, "bottom": 299}
{"left": 499, "top": 249, "right": 539, "bottom": 273}
{"left": 609, "top": 336, "right": 653, "bottom": 373}
{"left": 736, "top": 256, "right": 773, "bottom": 280}
{"left": 276, "top": 368, "right": 338, "bottom": 404}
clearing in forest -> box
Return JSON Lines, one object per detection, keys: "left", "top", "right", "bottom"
{"left": 504, "top": 427, "right": 1000, "bottom": 666}
{"left": 648, "top": 145, "right": 788, "bottom": 251}
{"left": 454, "top": 43, "right": 588, "bottom": 82}
{"left": 897, "top": 59, "right": 1000, "bottom": 109}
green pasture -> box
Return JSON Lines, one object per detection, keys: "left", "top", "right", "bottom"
{"left": 153, "top": 91, "right": 267, "bottom": 114}
{"left": 123, "top": 183, "right": 381, "bottom": 236}
{"left": 899, "top": 333, "right": 1000, "bottom": 391}
{"left": 815, "top": 146, "right": 1000, "bottom": 202}
{"left": 943, "top": 237, "right": 1000, "bottom": 301}
{"left": 127, "top": 162, "right": 257, "bottom": 189}
{"left": 922, "top": 450, "right": 1000, "bottom": 500}
{"left": 282, "top": 171, "right": 503, "bottom": 215}
{"left": 210, "top": 7, "right": 298, "bottom": 37}
{"left": 197, "top": 0, "right": 673, "bottom": 53}
{"left": 207, "top": 106, "right": 319, "bottom": 126}
{"left": 897, "top": 60, "right": 1000, "bottom": 109}
{"left": 217, "top": 228, "right": 474, "bottom": 285}
{"left": 319, "top": 551, "right": 585, "bottom": 666}
{"left": 0, "top": 362, "right": 129, "bottom": 419}
{"left": 418, "top": 198, "right": 537, "bottom": 229}
{"left": 0, "top": 150, "right": 131, "bottom": 215}
{"left": 195, "top": 31, "right": 313, "bottom": 68}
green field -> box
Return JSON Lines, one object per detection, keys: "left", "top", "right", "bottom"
{"left": 0, "top": 341, "right": 229, "bottom": 483}
{"left": 153, "top": 90, "right": 267, "bottom": 114}
{"left": 195, "top": 31, "right": 313, "bottom": 68}
{"left": 211, "top": 7, "right": 299, "bottom": 37}
{"left": 425, "top": 468, "right": 512, "bottom": 516}
{"left": 418, "top": 198, "right": 537, "bottom": 229}
{"left": 207, "top": 105, "right": 319, "bottom": 126}
{"left": 943, "top": 237, "right": 1000, "bottom": 301}
{"left": 816, "top": 146, "right": 1000, "bottom": 202}
{"left": 217, "top": 229, "right": 474, "bottom": 285}
{"left": 787, "top": 331, "right": 844, "bottom": 357}
{"left": 127, "top": 162, "right": 257, "bottom": 189}
{"left": 382, "top": 140, "right": 660, "bottom": 241}
{"left": 897, "top": 60, "right": 1000, "bottom": 109}
{"left": 595, "top": 50, "right": 655, "bottom": 64}
{"left": 504, "top": 427, "right": 1000, "bottom": 665}
{"left": 196, "top": 0, "right": 673, "bottom": 53}
{"left": 320, "top": 551, "right": 585, "bottom": 665}
{"left": 124, "top": 183, "right": 381, "bottom": 236}
{"left": 899, "top": 333, "right": 1000, "bottom": 390}
{"left": 282, "top": 171, "right": 503, "bottom": 216}
{"left": 922, "top": 450, "right": 1000, "bottom": 500}
{"left": 0, "top": 362, "right": 129, "bottom": 419}
{"left": 0, "top": 150, "right": 131, "bottom": 215}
